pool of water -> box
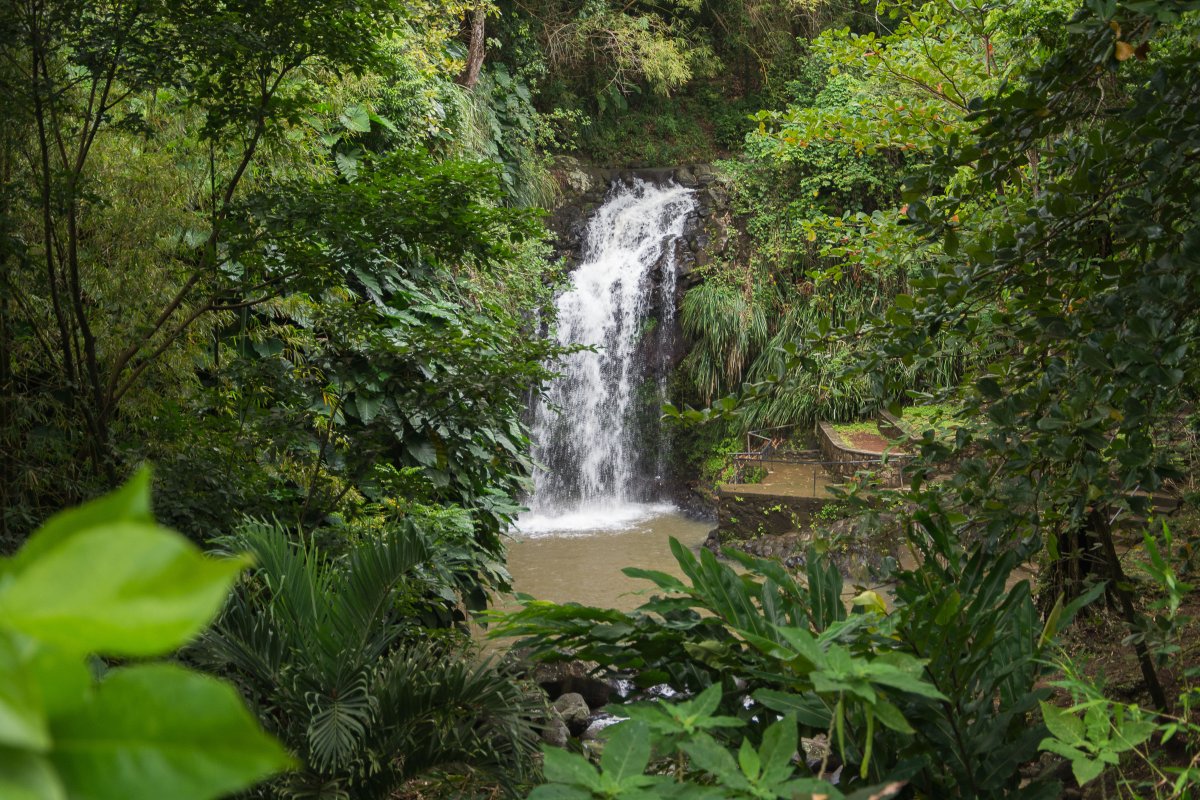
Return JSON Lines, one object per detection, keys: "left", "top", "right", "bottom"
{"left": 503, "top": 505, "right": 714, "bottom": 611}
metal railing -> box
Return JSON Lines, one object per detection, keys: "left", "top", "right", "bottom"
{"left": 744, "top": 423, "right": 805, "bottom": 458}
{"left": 727, "top": 448, "right": 909, "bottom": 493}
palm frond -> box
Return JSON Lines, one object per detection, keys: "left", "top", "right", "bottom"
{"left": 195, "top": 519, "right": 538, "bottom": 799}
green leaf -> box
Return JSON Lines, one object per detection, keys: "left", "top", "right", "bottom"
{"left": 688, "top": 684, "right": 723, "bottom": 719}
{"left": 338, "top": 104, "right": 371, "bottom": 132}
{"left": 10, "top": 469, "right": 152, "bottom": 574}
{"left": 774, "top": 626, "right": 826, "bottom": 669}
{"left": 871, "top": 699, "right": 914, "bottom": 735}
{"left": 1039, "top": 701, "right": 1085, "bottom": 745}
{"left": 366, "top": 110, "right": 398, "bottom": 133}
{"left": 25, "top": 646, "right": 89, "bottom": 720}
{"left": 758, "top": 714, "right": 798, "bottom": 785}
{"left": 863, "top": 664, "right": 947, "bottom": 700}
{"left": 354, "top": 394, "right": 381, "bottom": 423}
{"left": 753, "top": 690, "right": 831, "bottom": 728}
{"left": 933, "top": 589, "right": 961, "bottom": 625}
{"left": 0, "top": 749, "right": 66, "bottom": 800}
{"left": 679, "top": 734, "right": 752, "bottom": 791}
{"left": 0, "top": 633, "right": 50, "bottom": 750}
{"left": 600, "top": 721, "right": 651, "bottom": 786}
{"left": 0, "top": 524, "right": 248, "bottom": 657}
{"left": 1071, "top": 755, "right": 1104, "bottom": 785}
{"left": 49, "top": 664, "right": 292, "bottom": 800}
{"left": 542, "top": 746, "right": 603, "bottom": 792}
{"left": 334, "top": 150, "right": 360, "bottom": 181}
{"left": 737, "top": 737, "right": 761, "bottom": 781}
{"left": 1113, "top": 718, "right": 1156, "bottom": 751}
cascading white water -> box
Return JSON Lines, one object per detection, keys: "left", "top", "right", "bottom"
{"left": 520, "top": 179, "right": 696, "bottom": 534}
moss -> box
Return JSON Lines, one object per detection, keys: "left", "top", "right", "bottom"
{"left": 894, "top": 404, "right": 962, "bottom": 440}
{"left": 831, "top": 421, "right": 881, "bottom": 436}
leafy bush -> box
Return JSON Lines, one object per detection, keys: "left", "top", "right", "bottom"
{"left": 499, "top": 504, "right": 1093, "bottom": 798}
{"left": 194, "top": 519, "right": 541, "bottom": 799}
{"left": 0, "top": 471, "right": 290, "bottom": 799}
{"left": 1038, "top": 522, "right": 1200, "bottom": 796}
{"left": 530, "top": 696, "right": 905, "bottom": 800}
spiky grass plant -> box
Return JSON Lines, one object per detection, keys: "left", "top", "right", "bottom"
{"left": 680, "top": 279, "right": 770, "bottom": 401}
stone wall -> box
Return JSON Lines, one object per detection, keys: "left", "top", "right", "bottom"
{"left": 716, "top": 489, "right": 830, "bottom": 539}
{"left": 815, "top": 421, "right": 911, "bottom": 487}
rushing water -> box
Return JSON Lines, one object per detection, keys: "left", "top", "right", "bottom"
{"left": 510, "top": 179, "right": 703, "bottom": 608}
{"left": 523, "top": 179, "right": 697, "bottom": 531}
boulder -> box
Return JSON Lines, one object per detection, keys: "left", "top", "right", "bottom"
{"left": 552, "top": 155, "right": 601, "bottom": 196}
{"left": 540, "top": 712, "right": 570, "bottom": 748}
{"left": 534, "top": 660, "right": 616, "bottom": 708}
{"left": 553, "top": 692, "right": 592, "bottom": 736}
{"left": 693, "top": 164, "right": 718, "bottom": 184}
{"left": 703, "top": 527, "right": 721, "bottom": 552}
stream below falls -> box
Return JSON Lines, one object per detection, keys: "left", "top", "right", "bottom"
{"left": 506, "top": 509, "right": 712, "bottom": 611}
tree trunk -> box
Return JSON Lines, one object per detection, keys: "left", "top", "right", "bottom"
{"left": 1090, "top": 507, "right": 1169, "bottom": 712}
{"left": 456, "top": 4, "right": 486, "bottom": 89}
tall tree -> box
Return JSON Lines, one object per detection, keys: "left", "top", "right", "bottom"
{"left": 456, "top": 3, "right": 488, "bottom": 88}
{"left": 0, "top": 0, "right": 400, "bottom": 501}
{"left": 868, "top": 0, "right": 1200, "bottom": 709}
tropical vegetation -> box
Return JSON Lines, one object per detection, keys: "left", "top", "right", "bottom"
{"left": 1, "top": 0, "right": 1198, "bottom": 797}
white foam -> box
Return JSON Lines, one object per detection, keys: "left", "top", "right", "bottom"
{"left": 514, "top": 502, "right": 677, "bottom": 538}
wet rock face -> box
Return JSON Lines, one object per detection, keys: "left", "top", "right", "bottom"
{"left": 546, "top": 157, "right": 736, "bottom": 303}
{"left": 532, "top": 658, "right": 617, "bottom": 710}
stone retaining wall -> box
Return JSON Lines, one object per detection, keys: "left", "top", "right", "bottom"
{"left": 716, "top": 489, "right": 830, "bottom": 540}
{"left": 815, "top": 421, "right": 911, "bottom": 487}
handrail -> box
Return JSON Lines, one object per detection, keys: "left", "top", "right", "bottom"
{"left": 728, "top": 423, "right": 912, "bottom": 487}
{"left": 729, "top": 453, "right": 897, "bottom": 466}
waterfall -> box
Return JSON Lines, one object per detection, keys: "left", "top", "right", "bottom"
{"left": 521, "top": 179, "right": 697, "bottom": 534}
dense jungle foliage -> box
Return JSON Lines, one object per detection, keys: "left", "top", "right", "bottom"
{"left": 2, "top": 0, "right": 1199, "bottom": 797}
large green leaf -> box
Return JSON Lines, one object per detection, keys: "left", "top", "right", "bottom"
{"left": 679, "top": 733, "right": 751, "bottom": 791}
{"left": 49, "top": 664, "right": 292, "bottom": 800}
{"left": 753, "top": 689, "right": 831, "bottom": 729}
{"left": 541, "top": 746, "right": 603, "bottom": 793}
{"left": 0, "top": 749, "right": 66, "bottom": 800}
{"left": 599, "top": 721, "right": 651, "bottom": 786}
{"left": 339, "top": 104, "right": 371, "bottom": 132}
{"left": 0, "top": 633, "right": 49, "bottom": 751}
{"left": 1039, "top": 701, "right": 1085, "bottom": 746}
{"left": 9, "top": 470, "right": 152, "bottom": 573}
{"left": 0, "top": 524, "right": 248, "bottom": 657}
{"left": 757, "top": 714, "right": 798, "bottom": 786}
